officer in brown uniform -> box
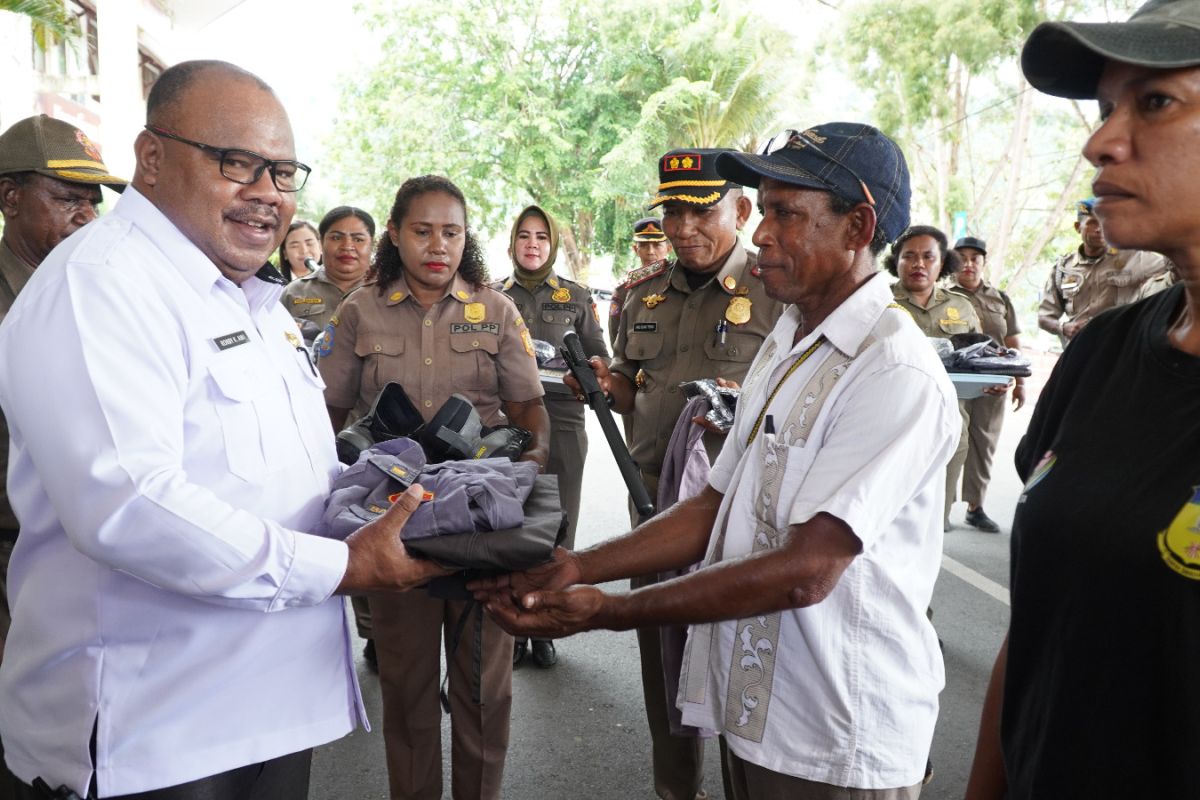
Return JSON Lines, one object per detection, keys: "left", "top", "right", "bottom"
{"left": 1037, "top": 198, "right": 1168, "bottom": 344}
{"left": 318, "top": 175, "right": 548, "bottom": 800}
{"left": 582, "top": 148, "right": 785, "bottom": 800}
{"left": 953, "top": 236, "right": 1025, "bottom": 533}
{"left": 886, "top": 225, "right": 983, "bottom": 527}
{"left": 281, "top": 205, "right": 374, "bottom": 332}
{"left": 610, "top": 217, "right": 672, "bottom": 345}
{"left": 494, "top": 204, "right": 608, "bottom": 668}
{"left": 0, "top": 114, "right": 124, "bottom": 800}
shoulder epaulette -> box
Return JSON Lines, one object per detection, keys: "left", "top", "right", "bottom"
{"left": 945, "top": 286, "right": 972, "bottom": 300}
{"left": 622, "top": 260, "right": 669, "bottom": 290}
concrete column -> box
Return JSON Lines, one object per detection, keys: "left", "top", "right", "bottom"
{"left": 96, "top": 0, "right": 142, "bottom": 180}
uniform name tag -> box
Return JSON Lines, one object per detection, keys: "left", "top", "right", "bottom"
{"left": 291, "top": 297, "right": 323, "bottom": 305}
{"left": 214, "top": 331, "right": 249, "bottom": 350}
{"left": 451, "top": 323, "right": 500, "bottom": 335}
{"left": 633, "top": 322, "right": 658, "bottom": 332}
{"left": 542, "top": 303, "right": 577, "bottom": 312}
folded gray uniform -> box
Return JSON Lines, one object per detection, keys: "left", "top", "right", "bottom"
{"left": 316, "top": 438, "right": 551, "bottom": 572}
{"left": 404, "top": 458, "right": 538, "bottom": 540}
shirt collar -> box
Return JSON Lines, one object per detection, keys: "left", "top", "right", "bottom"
{"left": 386, "top": 272, "right": 476, "bottom": 307}
{"left": 782, "top": 271, "right": 894, "bottom": 358}
{"left": 669, "top": 244, "right": 746, "bottom": 294}
{"left": 113, "top": 187, "right": 285, "bottom": 312}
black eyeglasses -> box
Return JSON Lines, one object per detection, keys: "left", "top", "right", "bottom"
{"left": 763, "top": 129, "right": 876, "bottom": 207}
{"left": 144, "top": 125, "right": 311, "bottom": 192}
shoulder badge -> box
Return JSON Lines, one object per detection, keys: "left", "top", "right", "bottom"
{"left": 623, "top": 260, "right": 669, "bottom": 290}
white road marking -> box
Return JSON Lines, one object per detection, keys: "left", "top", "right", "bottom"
{"left": 942, "top": 555, "right": 1010, "bottom": 606}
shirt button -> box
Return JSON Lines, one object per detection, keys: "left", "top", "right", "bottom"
{"left": 424, "top": 357, "right": 432, "bottom": 366}
{"left": 668, "top": 385, "right": 677, "bottom": 393}
{"left": 424, "top": 319, "right": 432, "bottom": 327}
{"left": 680, "top": 344, "right": 689, "bottom": 352}
{"left": 472, "top": 340, "right": 480, "bottom": 347}
{"left": 373, "top": 344, "right": 382, "bottom": 352}
{"left": 424, "top": 399, "right": 433, "bottom": 408}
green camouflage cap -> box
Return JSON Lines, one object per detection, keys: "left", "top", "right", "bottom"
{"left": 0, "top": 114, "right": 127, "bottom": 191}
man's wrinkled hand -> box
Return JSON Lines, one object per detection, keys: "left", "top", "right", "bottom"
{"left": 338, "top": 483, "right": 452, "bottom": 594}
{"left": 483, "top": 585, "right": 607, "bottom": 639}
{"left": 467, "top": 546, "right": 582, "bottom": 605}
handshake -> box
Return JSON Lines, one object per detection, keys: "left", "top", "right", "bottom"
{"left": 468, "top": 548, "right": 615, "bottom": 638}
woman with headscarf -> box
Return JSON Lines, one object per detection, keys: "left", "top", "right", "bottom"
{"left": 494, "top": 204, "right": 608, "bottom": 668}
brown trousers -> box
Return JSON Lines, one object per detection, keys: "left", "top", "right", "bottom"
{"left": 632, "top": 576, "right": 705, "bottom": 800}
{"left": 944, "top": 401, "right": 970, "bottom": 521}
{"left": 370, "top": 592, "right": 513, "bottom": 800}
{"left": 962, "top": 392, "right": 1006, "bottom": 508}
{"left": 723, "top": 744, "right": 921, "bottom": 800}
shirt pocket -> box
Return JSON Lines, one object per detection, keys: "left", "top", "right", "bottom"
{"left": 355, "top": 334, "right": 406, "bottom": 399}
{"left": 755, "top": 432, "right": 820, "bottom": 535}
{"left": 206, "top": 360, "right": 268, "bottom": 482}
{"left": 937, "top": 318, "right": 972, "bottom": 336}
{"left": 703, "top": 331, "right": 760, "bottom": 369}
{"left": 450, "top": 333, "right": 500, "bottom": 393}
{"left": 625, "top": 330, "right": 663, "bottom": 361}
{"left": 289, "top": 300, "right": 326, "bottom": 318}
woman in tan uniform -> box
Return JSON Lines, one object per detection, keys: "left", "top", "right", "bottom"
{"left": 886, "top": 225, "right": 982, "bottom": 527}
{"left": 319, "top": 175, "right": 549, "bottom": 800}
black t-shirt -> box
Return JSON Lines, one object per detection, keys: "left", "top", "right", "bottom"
{"left": 1004, "top": 284, "right": 1200, "bottom": 797}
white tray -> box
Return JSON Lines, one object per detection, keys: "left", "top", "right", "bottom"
{"left": 950, "top": 373, "right": 1013, "bottom": 400}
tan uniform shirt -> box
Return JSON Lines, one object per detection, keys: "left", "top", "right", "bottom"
{"left": 611, "top": 245, "right": 784, "bottom": 490}
{"left": 318, "top": 272, "right": 544, "bottom": 427}
{"left": 280, "top": 268, "right": 363, "bottom": 331}
{"left": 956, "top": 281, "right": 1021, "bottom": 345}
{"left": 494, "top": 271, "right": 608, "bottom": 426}
{"left": 1037, "top": 247, "right": 1168, "bottom": 334}
{"left": 0, "top": 240, "right": 34, "bottom": 531}
{"left": 891, "top": 283, "right": 983, "bottom": 338}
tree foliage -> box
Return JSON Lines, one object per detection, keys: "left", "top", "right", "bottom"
{"left": 0, "top": 0, "right": 78, "bottom": 50}
{"left": 328, "top": 0, "right": 796, "bottom": 280}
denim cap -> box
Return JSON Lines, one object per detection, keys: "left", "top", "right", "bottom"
{"left": 1022, "top": 0, "right": 1200, "bottom": 99}
{"left": 715, "top": 123, "right": 912, "bottom": 243}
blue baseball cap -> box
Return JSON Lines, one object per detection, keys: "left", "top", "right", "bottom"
{"left": 715, "top": 122, "right": 912, "bottom": 243}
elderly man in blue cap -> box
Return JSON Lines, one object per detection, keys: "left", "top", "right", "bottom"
{"left": 476, "top": 122, "right": 959, "bottom": 799}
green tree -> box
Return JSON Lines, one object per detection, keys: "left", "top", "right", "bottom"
{"left": 0, "top": 0, "right": 78, "bottom": 50}
{"left": 329, "top": 0, "right": 795, "bottom": 281}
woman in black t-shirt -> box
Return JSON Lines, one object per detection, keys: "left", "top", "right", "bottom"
{"left": 967, "top": 5, "right": 1200, "bottom": 799}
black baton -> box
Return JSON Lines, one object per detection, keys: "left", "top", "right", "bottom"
{"left": 561, "top": 331, "right": 655, "bottom": 519}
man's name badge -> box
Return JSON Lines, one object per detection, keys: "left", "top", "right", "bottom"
{"left": 642, "top": 293, "right": 666, "bottom": 309}
{"left": 465, "top": 302, "right": 486, "bottom": 323}
{"left": 214, "top": 330, "right": 249, "bottom": 351}
{"left": 552, "top": 287, "right": 571, "bottom": 302}
{"left": 725, "top": 296, "right": 752, "bottom": 325}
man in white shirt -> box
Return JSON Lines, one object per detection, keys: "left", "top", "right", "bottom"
{"left": 0, "top": 60, "right": 443, "bottom": 799}
{"left": 477, "top": 123, "right": 958, "bottom": 798}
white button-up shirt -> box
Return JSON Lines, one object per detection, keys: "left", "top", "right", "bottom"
{"left": 678, "top": 272, "right": 958, "bottom": 789}
{"left": 0, "top": 188, "right": 363, "bottom": 797}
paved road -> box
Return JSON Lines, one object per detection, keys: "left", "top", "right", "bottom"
{"left": 310, "top": 352, "right": 1055, "bottom": 799}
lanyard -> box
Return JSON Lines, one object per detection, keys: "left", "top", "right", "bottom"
{"left": 744, "top": 335, "right": 825, "bottom": 447}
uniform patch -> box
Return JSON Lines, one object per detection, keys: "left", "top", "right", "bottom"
{"left": 725, "top": 296, "right": 752, "bottom": 325}
{"left": 642, "top": 293, "right": 666, "bottom": 309}
{"left": 1158, "top": 486, "right": 1200, "bottom": 580}
{"left": 451, "top": 323, "right": 500, "bottom": 335}
{"left": 542, "top": 303, "right": 577, "bottom": 312}
{"left": 609, "top": 301, "right": 622, "bottom": 317}
{"left": 634, "top": 322, "right": 658, "bottom": 332}
{"left": 664, "top": 153, "right": 702, "bottom": 171}
{"left": 591, "top": 301, "right": 600, "bottom": 324}
{"left": 291, "top": 297, "right": 323, "bottom": 305}
{"left": 552, "top": 287, "right": 571, "bottom": 302}
{"left": 520, "top": 328, "right": 535, "bottom": 357}
{"left": 947, "top": 307, "right": 961, "bottom": 321}
{"left": 465, "top": 303, "right": 486, "bottom": 323}
{"left": 314, "top": 325, "right": 335, "bottom": 358}
{"left": 214, "top": 331, "right": 249, "bottom": 351}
